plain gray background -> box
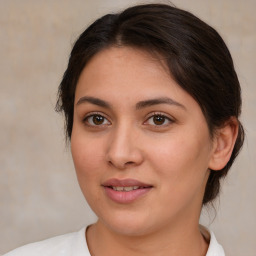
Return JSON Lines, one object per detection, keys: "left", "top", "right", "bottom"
{"left": 0, "top": 0, "right": 255, "bottom": 255}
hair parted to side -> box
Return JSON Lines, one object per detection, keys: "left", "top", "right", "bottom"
{"left": 56, "top": 3, "right": 244, "bottom": 205}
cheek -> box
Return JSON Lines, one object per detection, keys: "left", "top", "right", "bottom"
{"left": 71, "top": 134, "right": 106, "bottom": 208}
{"left": 146, "top": 129, "right": 212, "bottom": 187}
{"left": 71, "top": 134, "right": 104, "bottom": 182}
{"left": 147, "top": 136, "right": 211, "bottom": 213}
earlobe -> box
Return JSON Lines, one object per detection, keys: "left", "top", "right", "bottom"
{"left": 209, "top": 117, "right": 239, "bottom": 171}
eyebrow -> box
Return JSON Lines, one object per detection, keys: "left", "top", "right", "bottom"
{"left": 136, "top": 97, "right": 186, "bottom": 110}
{"left": 76, "top": 96, "right": 186, "bottom": 110}
{"left": 76, "top": 96, "right": 112, "bottom": 108}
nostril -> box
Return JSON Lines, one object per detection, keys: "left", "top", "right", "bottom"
{"left": 107, "top": 159, "right": 136, "bottom": 169}
{"left": 106, "top": 143, "right": 144, "bottom": 169}
{"left": 126, "top": 161, "right": 135, "bottom": 165}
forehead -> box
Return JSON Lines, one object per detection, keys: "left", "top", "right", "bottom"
{"left": 75, "top": 46, "right": 179, "bottom": 98}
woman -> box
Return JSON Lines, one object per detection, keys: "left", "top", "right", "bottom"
{"left": 4, "top": 3, "right": 244, "bottom": 256}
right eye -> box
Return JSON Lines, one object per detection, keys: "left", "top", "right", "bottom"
{"left": 83, "top": 114, "right": 111, "bottom": 126}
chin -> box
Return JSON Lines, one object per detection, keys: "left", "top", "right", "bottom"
{"left": 97, "top": 210, "right": 157, "bottom": 237}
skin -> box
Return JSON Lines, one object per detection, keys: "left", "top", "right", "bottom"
{"left": 71, "top": 46, "right": 237, "bottom": 256}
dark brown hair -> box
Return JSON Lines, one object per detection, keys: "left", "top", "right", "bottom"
{"left": 56, "top": 3, "right": 244, "bottom": 205}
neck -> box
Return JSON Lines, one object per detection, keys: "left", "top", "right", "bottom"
{"left": 86, "top": 218, "right": 209, "bottom": 256}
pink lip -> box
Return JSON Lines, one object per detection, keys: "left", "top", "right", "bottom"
{"left": 102, "top": 178, "right": 152, "bottom": 187}
{"left": 102, "top": 178, "right": 153, "bottom": 204}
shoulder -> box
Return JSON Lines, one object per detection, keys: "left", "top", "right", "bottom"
{"left": 3, "top": 227, "right": 90, "bottom": 256}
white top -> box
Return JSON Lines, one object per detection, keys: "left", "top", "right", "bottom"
{"left": 3, "top": 226, "right": 225, "bottom": 256}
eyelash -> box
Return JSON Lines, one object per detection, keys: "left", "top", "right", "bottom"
{"left": 144, "top": 112, "right": 174, "bottom": 127}
{"left": 82, "top": 112, "right": 174, "bottom": 128}
{"left": 83, "top": 112, "right": 111, "bottom": 127}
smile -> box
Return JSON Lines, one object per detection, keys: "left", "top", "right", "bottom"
{"left": 102, "top": 179, "right": 153, "bottom": 204}
{"left": 112, "top": 186, "right": 140, "bottom": 191}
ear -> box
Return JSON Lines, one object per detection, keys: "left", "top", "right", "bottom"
{"left": 209, "top": 117, "right": 239, "bottom": 171}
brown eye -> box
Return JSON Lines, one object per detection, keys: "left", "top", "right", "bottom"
{"left": 153, "top": 115, "right": 166, "bottom": 125}
{"left": 145, "top": 113, "right": 173, "bottom": 127}
{"left": 85, "top": 114, "right": 110, "bottom": 126}
{"left": 93, "top": 115, "right": 104, "bottom": 125}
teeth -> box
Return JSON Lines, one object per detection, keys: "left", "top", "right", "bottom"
{"left": 112, "top": 186, "right": 140, "bottom": 191}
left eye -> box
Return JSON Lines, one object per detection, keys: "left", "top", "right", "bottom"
{"left": 84, "top": 114, "right": 110, "bottom": 126}
{"left": 145, "top": 114, "right": 173, "bottom": 126}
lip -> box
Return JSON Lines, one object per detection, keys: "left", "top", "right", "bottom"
{"left": 102, "top": 178, "right": 152, "bottom": 187}
{"left": 102, "top": 178, "right": 153, "bottom": 204}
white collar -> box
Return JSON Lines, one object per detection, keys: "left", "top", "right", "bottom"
{"left": 200, "top": 225, "right": 225, "bottom": 256}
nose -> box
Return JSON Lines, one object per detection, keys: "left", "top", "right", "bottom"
{"left": 106, "top": 124, "right": 144, "bottom": 170}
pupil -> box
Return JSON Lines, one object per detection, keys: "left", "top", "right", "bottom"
{"left": 93, "top": 115, "right": 104, "bottom": 125}
{"left": 153, "top": 116, "right": 165, "bottom": 125}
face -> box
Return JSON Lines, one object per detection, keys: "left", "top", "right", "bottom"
{"left": 71, "top": 47, "right": 214, "bottom": 236}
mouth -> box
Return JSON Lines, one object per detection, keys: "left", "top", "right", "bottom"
{"left": 111, "top": 186, "right": 141, "bottom": 191}
{"left": 102, "top": 179, "right": 153, "bottom": 204}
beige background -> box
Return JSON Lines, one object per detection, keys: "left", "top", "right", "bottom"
{"left": 0, "top": 0, "right": 255, "bottom": 255}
